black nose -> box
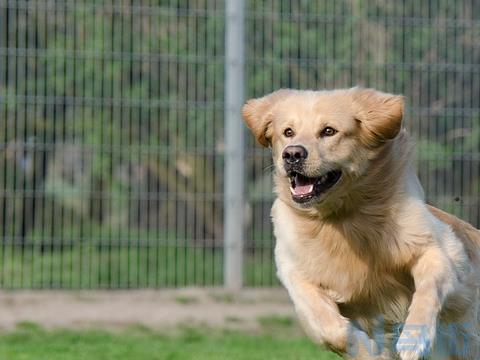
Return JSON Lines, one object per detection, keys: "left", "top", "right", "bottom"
{"left": 282, "top": 145, "right": 308, "bottom": 164}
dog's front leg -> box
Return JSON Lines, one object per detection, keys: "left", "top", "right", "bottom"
{"left": 286, "top": 272, "right": 349, "bottom": 350}
{"left": 397, "top": 247, "right": 456, "bottom": 360}
{"left": 279, "top": 270, "right": 380, "bottom": 357}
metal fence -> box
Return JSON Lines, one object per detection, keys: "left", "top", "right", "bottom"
{"left": 0, "top": 0, "right": 479, "bottom": 289}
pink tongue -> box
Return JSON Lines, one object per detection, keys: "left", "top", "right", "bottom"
{"left": 290, "top": 184, "right": 314, "bottom": 196}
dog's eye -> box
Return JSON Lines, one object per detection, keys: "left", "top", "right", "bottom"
{"left": 283, "top": 128, "right": 295, "bottom": 137}
{"left": 320, "top": 127, "right": 337, "bottom": 137}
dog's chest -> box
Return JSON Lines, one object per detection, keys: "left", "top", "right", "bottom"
{"left": 278, "top": 228, "right": 373, "bottom": 302}
{"left": 273, "top": 203, "right": 412, "bottom": 305}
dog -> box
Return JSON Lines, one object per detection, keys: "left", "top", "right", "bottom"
{"left": 242, "top": 87, "right": 480, "bottom": 360}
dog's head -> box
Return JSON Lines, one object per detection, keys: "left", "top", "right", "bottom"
{"left": 242, "top": 87, "right": 404, "bottom": 208}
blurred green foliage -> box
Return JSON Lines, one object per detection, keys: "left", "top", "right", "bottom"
{"left": 0, "top": 0, "right": 479, "bottom": 287}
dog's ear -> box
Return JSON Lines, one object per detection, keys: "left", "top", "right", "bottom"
{"left": 242, "top": 89, "right": 291, "bottom": 147}
{"left": 351, "top": 87, "right": 404, "bottom": 147}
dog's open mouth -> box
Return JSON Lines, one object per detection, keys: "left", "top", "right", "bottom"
{"left": 288, "top": 170, "right": 342, "bottom": 203}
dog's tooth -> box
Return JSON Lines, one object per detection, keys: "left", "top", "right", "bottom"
{"left": 320, "top": 175, "right": 327, "bottom": 183}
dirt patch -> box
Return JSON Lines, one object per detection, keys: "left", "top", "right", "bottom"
{"left": 0, "top": 288, "right": 296, "bottom": 332}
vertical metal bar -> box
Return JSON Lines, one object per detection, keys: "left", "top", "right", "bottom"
{"left": 0, "top": 0, "right": 7, "bottom": 290}
{"left": 224, "top": 0, "right": 245, "bottom": 290}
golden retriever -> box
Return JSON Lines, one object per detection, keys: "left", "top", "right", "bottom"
{"left": 242, "top": 87, "right": 480, "bottom": 360}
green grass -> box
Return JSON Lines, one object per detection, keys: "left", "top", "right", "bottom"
{"left": 257, "top": 315, "right": 295, "bottom": 329}
{"left": 174, "top": 295, "right": 199, "bottom": 304}
{"left": 0, "top": 324, "right": 341, "bottom": 360}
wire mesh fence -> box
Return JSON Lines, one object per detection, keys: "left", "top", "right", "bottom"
{"left": 0, "top": 0, "right": 479, "bottom": 288}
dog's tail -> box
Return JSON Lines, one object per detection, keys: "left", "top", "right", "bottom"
{"left": 427, "top": 205, "right": 480, "bottom": 263}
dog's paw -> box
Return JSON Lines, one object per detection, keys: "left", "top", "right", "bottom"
{"left": 346, "top": 326, "right": 383, "bottom": 358}
{"left": 396, "top": 324, "right": 433, "bottom": 360}
{"left": 296, "top": 310, "right": 350, "bottom": 351}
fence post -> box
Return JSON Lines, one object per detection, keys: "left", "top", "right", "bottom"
{"left": 0, "top": 3, "right": 5, "bottom": 89}
{"left": 224, "top": 0, "right": 245, "bottom": 290}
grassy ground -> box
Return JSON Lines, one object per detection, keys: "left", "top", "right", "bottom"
{"left": 0, "top": 322, "right": 340, "bottom": 360}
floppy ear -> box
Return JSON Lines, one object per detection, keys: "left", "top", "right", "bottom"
{"left": 351, "top": 87, "right": 404, "bottom": 147}
{"left": 242, "top": 89, "right": 291, "bottom": 147}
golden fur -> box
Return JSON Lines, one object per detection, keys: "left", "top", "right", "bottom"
{"left": 243, "top": 87, "right": 480, "bottom": 360}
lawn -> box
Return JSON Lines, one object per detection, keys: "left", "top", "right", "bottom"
{"left": 0, "top": 323, "right": 340, "bottom": 360}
